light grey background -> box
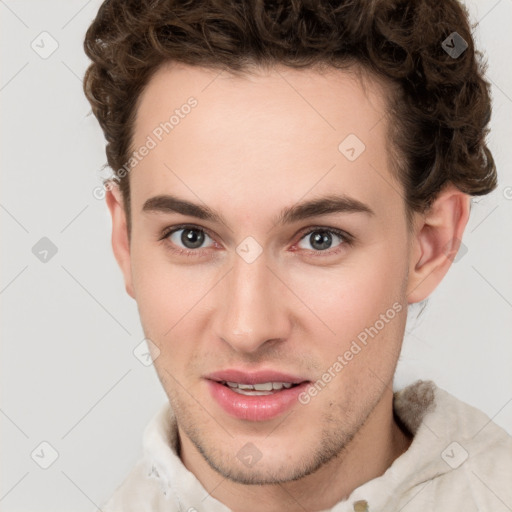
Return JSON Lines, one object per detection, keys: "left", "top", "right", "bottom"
{"left": 1, "top": 1, "right": 511, "bottom": 510}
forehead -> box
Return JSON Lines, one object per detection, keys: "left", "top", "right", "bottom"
{"left": 130, "top": 62, "right": 401, "bottom": 223}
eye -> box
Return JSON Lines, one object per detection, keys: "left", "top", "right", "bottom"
{"left": 163, "top": 225, "right": 215, "bottom": 252}
{"left": 296, "top": 228, "right": 351, "bottom": 253}
{"left": 160, "top": 224, "right": 352, "bottom": 258}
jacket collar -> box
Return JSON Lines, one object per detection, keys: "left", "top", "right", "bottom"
{"left": 141, "top": 380, "right": 473, "bottom": 511}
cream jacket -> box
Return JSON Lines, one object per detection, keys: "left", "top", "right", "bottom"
{"left": 99, "top": 380, "right": 512, "bottom": 511}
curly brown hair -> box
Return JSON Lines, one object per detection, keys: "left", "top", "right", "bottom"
{"left": 83, "top": 0, "right": 497, "bottom": 226}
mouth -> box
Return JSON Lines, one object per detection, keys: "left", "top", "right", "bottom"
{"left": 204, "top": 369, "right": 310, "bottom": 421}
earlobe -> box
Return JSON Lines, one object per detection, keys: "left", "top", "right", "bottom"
{"left": 105, "top": 182, "right": 135, "bottom": 299}
{"left": 406, "top": 185, "right": 471, "bottom": 304}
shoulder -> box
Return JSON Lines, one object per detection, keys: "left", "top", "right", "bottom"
{"left": 395, "top": 380, "right": 512, "bottom": 510}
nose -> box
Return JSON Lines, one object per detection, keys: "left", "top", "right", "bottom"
{"left": 213, "top": 251, "right": 292, "bottom": 354}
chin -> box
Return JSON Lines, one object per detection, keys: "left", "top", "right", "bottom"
{"left": 188, "top": 426, "right": 350, "bottom": 486}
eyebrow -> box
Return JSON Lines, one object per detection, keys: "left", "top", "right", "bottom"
{"left": 142, "top": 193, "right": 375, "bottom": 226}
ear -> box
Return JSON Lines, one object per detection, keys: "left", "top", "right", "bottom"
{"left": 105, "top": 183, "right": 135, "bottom": 299}
{"left": 407, "top": 184, "right": 471, "bottom": 304}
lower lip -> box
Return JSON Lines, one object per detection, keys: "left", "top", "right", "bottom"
{"left": 206, "top": 380, "right": 309, "bottom": 422}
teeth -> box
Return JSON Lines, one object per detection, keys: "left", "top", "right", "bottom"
{"left": 254, "top": 382, "right": 273, "bottom": 391}
{"left": 232, "top": 388, "right": 273, "bottom": 396}
{"left": 239, "top": 383, "right": 258, "bottom": 390}
{"left": 224, "top": 381, "right": 295, "bottom": 393}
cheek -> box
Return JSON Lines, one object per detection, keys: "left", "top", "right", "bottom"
{"left": 130, "top": 242, "right": 177, "bottom": 335}
{"left": 285, "top": 243, "right": 407, "bottom": 342}
{"left": 129, "top": 223, "right": 409, "bottom": 367}
{"left": 129, "top": 244, "right": 215, "bottom": 358}
{"left": 131, "top": 264, "right": 198, "bottom": 384}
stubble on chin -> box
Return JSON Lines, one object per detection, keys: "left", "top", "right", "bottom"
{"left": 173, "top": 386, "right": 381, "bottom": 487}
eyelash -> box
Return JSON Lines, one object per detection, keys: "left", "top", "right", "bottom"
{"left": 159, "top": 223, "right": 354, "bottom": 258}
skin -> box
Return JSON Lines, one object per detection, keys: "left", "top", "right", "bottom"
{"left": 106, "top": 62, "right": 470, "bottom": 511}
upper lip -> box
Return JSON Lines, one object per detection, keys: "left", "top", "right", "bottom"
{"left": 205, "top": 369, "right": 309, "bottom": 385}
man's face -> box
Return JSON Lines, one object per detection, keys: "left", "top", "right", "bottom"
{"left": 124, "top": 63, "right": 413, "bottom": 484}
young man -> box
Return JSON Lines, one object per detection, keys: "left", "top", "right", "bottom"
{"left": 83, "top": 0, "right": 511, "bottom": 510}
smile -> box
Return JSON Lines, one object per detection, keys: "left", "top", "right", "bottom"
{"left": 205, "top": 369, "right": 310, "bottom": 421}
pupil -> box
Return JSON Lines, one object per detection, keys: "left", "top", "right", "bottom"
{"left": 182, "top": 229, "right": 205, "bottom": 249}
{"left": 310, "top": 231, "right": 332, "bottom": 251}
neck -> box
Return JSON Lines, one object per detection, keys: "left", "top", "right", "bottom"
{"left": 179, "top": 387, "right": 412, "bottom": 512}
